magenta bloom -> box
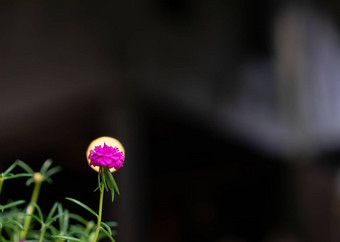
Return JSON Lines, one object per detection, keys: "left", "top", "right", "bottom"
{"left": 88, "top": 143, "right": 125, "bottom": 170}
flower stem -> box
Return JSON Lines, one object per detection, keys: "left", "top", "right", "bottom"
{"left": 93, "top": 182, "right": 104, "bottom": 242}
{"left": 20, "top": 173, "right": 43, "bottom": 239}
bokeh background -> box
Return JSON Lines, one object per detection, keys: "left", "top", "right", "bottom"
{"left": 2, "top": 1, "right": 340, "bottom": 241}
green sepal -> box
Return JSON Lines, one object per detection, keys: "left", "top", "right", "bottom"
{"left": 104, "top": 170, "right": 116, "bottom": 202}
{"left": 100, "top": 171, "right": 108, "bottom": 192}
{"left": 97, "top": 171, "right": 102, "bottom": 192}
{"left": 110, "top": 174, "right": 120, "bottom": 196}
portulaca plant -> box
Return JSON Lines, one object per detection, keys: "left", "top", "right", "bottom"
{"left": 0, "top": 137, "right": 125, "bottom": 242}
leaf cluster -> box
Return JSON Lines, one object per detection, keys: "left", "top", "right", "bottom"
{"left": 0, "top": 160, "right": 119, "bottom": 242}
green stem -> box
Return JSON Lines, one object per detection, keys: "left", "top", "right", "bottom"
{"left": 20, "top": 173, "right": 43, "bottom": 239}
{"left": 81, "top": 220, "right": 95, "bottom": 241}
{"left": 93, "top": 182, "right": 104, "bottom": 242}
{"left": 39, "top": 228, "right": 46, "bottom": 242}
{"left": 12, "top": 232, "right": 19, "bottom": 241}
{"left": 0, "top": 178, "right": 4, "bottom": 198}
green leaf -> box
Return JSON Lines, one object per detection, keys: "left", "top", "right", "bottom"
{"left": 32, "top": 202, "right": 44, "bottom": 222}
{"left": 62, "top": 209, "right": 69, "bottom": 234}
{"left": 94, "top": 186, "right": 100, "bottom": 192}
{"left": 110, "top": 188, "right": 115, "bottom": 202}
{"left": 15, "top": 160, "right": 34, "bottom": 174}
{"left": 3, "top": 220, "right": 24, "bottom": 230}
{"left": 104, "top": 221, "right": 118, "bottom": 228}
{"left": 30, "top": 214, "right": 43, "bottom": 225}
{"left": 45, "top": 213, "right": 63, "bottom": 227}
{"left": 65, "top": 198, "right": 98, "bottom": 218}
{"left": 105, "top": 171, "right": 117, "bottom": 201}
{"left": 47, "top": 224, "right": 59, "bottom": 235}
{"left": 3, "top": 162, "right": 17, "bottom": 175}
{"left": 40, "top": 159, "right": 53, "bottom": 174}
{"left": 45, "top": 177, "right": 53, "bottom": 184}
{"left": 97, "top": 172, "right": 102, "bottom": 192}
{"left": 104, "top": 171, "right": 114, "bottom": 190}
{"left": 46, "top": 202, "right": 59, "bottom": 223}
{"left": 25, "top": 177, "right": 34, "bottom": 186}
{"left": 0, "top": 200, "right": 26, "bottom": 211}
{"left": 51, "top": 235, "right": 87, "bottom": 241}
{"left": 100, "top": 172, "right": 108, "bottom": 192}
{"left": 100, "top": 226, "right": 116, "bottom": 242}
{"left": 58, "top": 204, "right": 69, "bottom": 234}
{"left": 0, "top": 235, "right": 10, "bottom": 242}
{"left": 110, "top": 175, "right": 120, "bottom": 196}
{"left": 4, "top": 173, "right": 32, "bottom": 180}
{"left": 68, "top": 213, "right": 88, "bottom": 225}
{"left": 101, "top": 222, "right": 112, "bottom": 235}
{"left": 69, "top": 229, "right": 90, "bottom": 238}
{"left": 46, "top": 166, "right": 62, "bottom": 177}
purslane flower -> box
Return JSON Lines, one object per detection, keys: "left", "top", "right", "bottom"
{"left": 88, "top": 143, "right": 125, "bottom": 170}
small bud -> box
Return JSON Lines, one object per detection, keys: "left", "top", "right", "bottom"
{"left": 33, "top": 173, "right": 43, "bottom": 183}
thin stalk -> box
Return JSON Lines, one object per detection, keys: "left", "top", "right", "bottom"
{"left": 39, "top": 228, "right": 46, "bottom": 242}
{"left": 81, "top": 220, "right": 95, "bottom": 241}
{"left": 10, "top": 230, "right": 20, "bottom": 242}
{"left": 93, "top": 182, "right": 104, "bottom": 242}
{"left": 2, "top": 228, "right": 19, "bottom": 242}
{"left": 20, "top": 173, "right": 43, "bottom": 239}
{"left": 0, "top": 178, "right": 4, "bottom": 197}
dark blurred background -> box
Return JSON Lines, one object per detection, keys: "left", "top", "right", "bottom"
{"left": 2, "top": 1, "right": 340, "bottom": 241}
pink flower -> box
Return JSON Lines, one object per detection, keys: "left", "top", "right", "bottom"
{"left": 88, "top": 143, "right": 125, "bottom": 170}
